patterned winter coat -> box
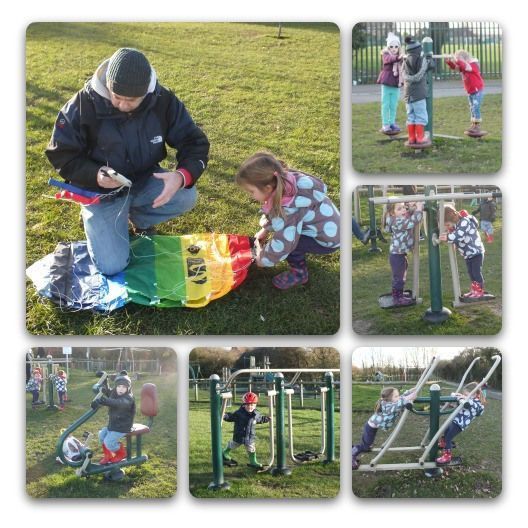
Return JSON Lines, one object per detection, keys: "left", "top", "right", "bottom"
{"left": 258, "top": 171, "right": 340, "bottom": 267}
{"left": 368, "top": 389, "right": 415, "bottom": 431}
{"left": 387, "top": 209, "right": 423, "bottom": 254}
{"left": 26, "top": 376, "right": 41, "bottom": 392}
{"left": 452, "top": 397, "right": 484, "bottom": 431}
{"left": 447, "top": 214, "right": 485, "bottom": 259}
{"left": 53, "top": 375, "right": 68, "bottom": 393}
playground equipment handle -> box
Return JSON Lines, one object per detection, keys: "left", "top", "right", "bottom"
{"left": 419, "top": 355, "right": 501, "bottom": 464}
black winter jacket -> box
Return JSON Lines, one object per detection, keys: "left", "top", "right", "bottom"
{"left": 45, "top": 61, "right": 209, "bottom": 193}
{"left": 99, "top": 387, "right": 136, "bottom": 434}
{"left": 473, "top": 201, "right": 496, "bottom": 223}
{"left": 224, "top": 406, "right": 270, "bottom": 445}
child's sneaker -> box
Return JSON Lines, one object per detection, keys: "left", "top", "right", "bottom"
{"left": 381, "top": 125, "right": 392, "bottom": 133}
{"left": 390, "top": 123, "right": 401, "bottom": 133}
{"left": 436, "top": 449, "right": 452, "bottom": 465}
{"left": 463, "top": 281, "right": 478, "bottom": 298}
{"left": 467, "top": 282, "right": 484, "bottom": 299}
{"left": 272, "top": 266, "right": 308, "bottom": 290}
{"left": 352, "top": 456, "right": 359, "bottom": 470}
{"left": 392, "top": 288, "right": 414, "bottom": 306}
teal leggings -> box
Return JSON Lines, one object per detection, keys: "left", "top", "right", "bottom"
{"left": 381, "top": 85, "right": 400, "bottom": 126}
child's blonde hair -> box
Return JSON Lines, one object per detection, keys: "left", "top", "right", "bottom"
{"left": 382, "top": 202, "right": 402, "bottom": 227}
{"left": 235, "top": 152, "right": 290, "bottom": 218}
{"left": 444, "top": 204, "right": 460, "bottom": 224}
{"left": 454, "top": 49, "right": 473, "bottom": 62}
{"left": 375, "top": 387, "right": 398, "bottom": 413}
{"left": 463, "top": 382, "right": 486, "bottom": 404}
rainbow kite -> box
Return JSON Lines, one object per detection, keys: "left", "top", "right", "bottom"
{"left": 26, "top": 234, "right": 254, "bottom": 312}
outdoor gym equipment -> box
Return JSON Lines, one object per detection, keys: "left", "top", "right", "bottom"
{"left": 370, "top": 187, "right": 500, "bottom": 322}
{"left": 208, "top": 369, "right": 338, "bottom": 491}
{"left": 356, "top": 354, "right": 501, "bottom": 475}
{"left": 56, "top": 371, "right": 158, "bottom": 481}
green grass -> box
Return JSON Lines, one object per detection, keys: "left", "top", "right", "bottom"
{"left": 352, "top": 94, "right": 502, "bottom": 173}
{"left": 352, "top": 196, "right": 502, "bottom": 335}
{"left": 25, "top": 22, "right": 340, "bottom": 335}
{"left": 188, "top": 393, "right": 340, "bottom": 498}
{"left": 26, "top": 369, "right": 177, "bottom": 498}
{"left": 352, "top": 383, "right": 502, "bottom": 498}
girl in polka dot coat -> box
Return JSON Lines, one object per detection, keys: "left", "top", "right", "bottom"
{"left": 439, "top": 205, "right": 489, "bottom": 299}
{"left": 236, "top": 152, "right": 340, "bottom": 289}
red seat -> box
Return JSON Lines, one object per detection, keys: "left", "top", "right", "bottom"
{"left": 126, "top": 423, "right": 150, "bottom": 437}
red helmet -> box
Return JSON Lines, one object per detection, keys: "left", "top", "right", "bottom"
{"left": 242, "top": 392, "right": 258, "bottom": 404}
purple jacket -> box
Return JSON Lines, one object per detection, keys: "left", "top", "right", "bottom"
{"left": 377, "top": 51, "right": 403, "bottom": 87}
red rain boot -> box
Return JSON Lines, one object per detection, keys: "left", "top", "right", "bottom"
{"left": 436, "top": 449, "right": 452, "bottom": 465}
{"left": 415, "top": 124, "right": 427, "bottom": 144}
{"left": 486, "top": 233, "right": 494, "bottom": 243}
{"left": 111, "top": 443, "right": 127, "bottom": 463}
{"left": 407, "top": 124, "right": 416, "bottom": 144}
{"left": 99, "top": 444, "right": 114, "bottom": 465}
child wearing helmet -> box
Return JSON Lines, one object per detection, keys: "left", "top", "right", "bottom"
{"left": 91, "top": 371, "right": 136, "bottom": 465}
{"left": 222, "top": 392, "right": 270, "bottom": 469}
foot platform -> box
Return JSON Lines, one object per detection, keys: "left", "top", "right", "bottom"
{"left": 405, "top": 138, "right": 432, "bottom": 149}
{"left": 223, "top": 458, "right": 238, "bottom": 467}
{"left": 379, "top": 290, "right": 416, "bottom": 309}
{"left": 464, "top": 129, "right": 488, "bottom": 138}
{"left": 436, "top": 456, "right": 462, "bottom": 467}
{"left": 294, "top": 451, "right": 320, "bottom": 462}
{"left": 379, "top": 128, "right": 401, "bottom": 136}
{"left": 459, "top": 292, "right": 495, "bottom": 304}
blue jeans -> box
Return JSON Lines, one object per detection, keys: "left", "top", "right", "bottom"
{"left": 381, "top": 85, "right": 400, "bottom": 126}
{"left": 406, "top": 99, "right": 428, "bottom": 125}
{"left": 99, "top": 427, "right": 125, "bottom": 451}
{"left": 480, "top": 220, "right": 493, "bottom": 235}
{"left": 468, "top": 90, "right": 484, "bottom": 121}
{"left": 81, "top": 175, "right": 197, "bottom": 275}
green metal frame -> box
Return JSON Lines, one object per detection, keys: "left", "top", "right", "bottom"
{"left": 55, "top": 372, "right": 152, "bottom": 478}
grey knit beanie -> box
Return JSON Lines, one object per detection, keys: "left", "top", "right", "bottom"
{"left": 106, "top": 48, "right": 151, "bottom": 97}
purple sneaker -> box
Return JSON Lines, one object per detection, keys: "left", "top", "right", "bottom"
{"left": 390, "top": 123, "right": 401, "bottom": 132}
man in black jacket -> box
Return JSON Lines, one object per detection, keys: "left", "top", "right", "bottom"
{"left": 46, "top": 48, "right": 209, "bottom": 275}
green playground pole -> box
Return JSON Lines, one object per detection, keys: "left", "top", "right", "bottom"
{"left": 367, "top": 186, "right": 382, "bottom": 253}
{"left": 271, "top": 373, "right": 292, "bottom": 476}
{"left": 424, "top": 383, "right": 443, "bottom": 477}
{"left": 422, "top": 37, "right": 434, "bottom": 139}
{"left": 324, "top": 372, "right": 335, "bottom": 464}
{"left": 46, "top": 356, "right": 58, "bottom": 410}
{"left": 423, "top": 185, "right": 451, "bottom": 324}
{"left": 208, "top": 374, "right": 230, "bottom": 490}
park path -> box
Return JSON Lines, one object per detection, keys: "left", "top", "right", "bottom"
{"left": 352, "top": 79, "right": 502, "bottom": 104}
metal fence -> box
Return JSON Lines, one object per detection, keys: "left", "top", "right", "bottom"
{"left": 353, "top": 22, "right": 502, "bottom": 84}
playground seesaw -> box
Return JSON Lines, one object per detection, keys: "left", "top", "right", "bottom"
{"left": 55, "top": 371, "right": 158, "bottom": 481}
{"left": 369, "top": 187, "right": 500, "bottom": 322}
{"left": 355, "top": 354, "right": 501, "bottom": 476}
{"left": 208, "top": 369, "right": 339, "bottom": 491}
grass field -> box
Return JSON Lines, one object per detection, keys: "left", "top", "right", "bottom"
{"left": 26, "top": 369, "right": 177, "bottom": 498}
{"left": 352, "top": 383, "right": 502, "bottom": 498}
{"left": 352, "top": 195, "right": 502, "bottom": 335}
{"left": 188, "top": 390, "right": 340, "bottom": 498}
{"left": 25, "top": 22, "right": 340, "bottom": 335}
{"left": 352, "top": 94, "right": 502, "bottom": 174}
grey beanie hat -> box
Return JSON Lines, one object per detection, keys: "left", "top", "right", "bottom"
{"left": 106, "top": 48, "right": 151, "bottom": 97}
